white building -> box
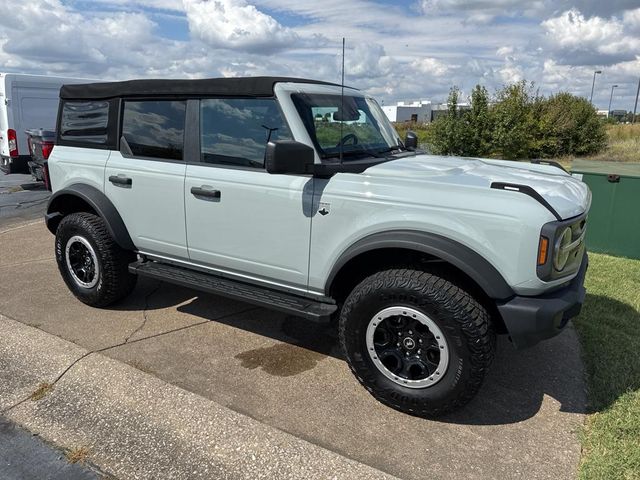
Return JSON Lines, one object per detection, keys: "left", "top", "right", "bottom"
{"left": 382, "top": 100, "right": 432, "bottom": 123}
{"left": 382, "top": 100, "right": 470, "bottom": 124}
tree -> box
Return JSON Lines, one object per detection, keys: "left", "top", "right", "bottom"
{"left": 429, "top": 86, "right": 466, "bottom": 155}
{"left": 419, "top": 79, "right": 607, "bottom": 160}
{"left": 490, "top": 81, "right": 538, "bottom": 159}
{"left": 463, "top": 85, "right": 492, "bottom": 157}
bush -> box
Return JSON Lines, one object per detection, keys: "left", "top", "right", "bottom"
{"left": 418, "top": 81, "right": 607, "bottom": 160}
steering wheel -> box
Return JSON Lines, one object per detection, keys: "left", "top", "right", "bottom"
{"left": 336, "top": 133, "right": 359, "bottom": 148}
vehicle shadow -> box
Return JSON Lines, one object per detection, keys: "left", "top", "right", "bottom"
{"left": 115, "top": 277, "right": 590, "bottom": 426}
{"left": 20, "top": 182, "right": 45, "bottom": 191}
{"left": 565, "top": 293, "right": 640, "bottom": 414}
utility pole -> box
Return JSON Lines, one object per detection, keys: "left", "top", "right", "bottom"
{"left": 634, "top": 77, "right": 640, "bottom": 124}
{"left": 590, "top": 70, "right": 601, "bottom": 104}
{"left": 608, "top": 84, "right": 618, "bottom": 117}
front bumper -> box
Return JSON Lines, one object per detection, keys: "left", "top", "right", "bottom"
{"left": 497, "top": 253, "right": 588, "bottom": 349}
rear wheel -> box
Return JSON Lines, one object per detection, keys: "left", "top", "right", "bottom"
{"left": 55, "top": 212, "right": 137, "bottom": 307}
{"left": 339, "top": 268, "right": 495, "bottom": 417}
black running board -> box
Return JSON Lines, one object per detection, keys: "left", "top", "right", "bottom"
{"left": 129, "top": 260, "right": 337, "bottom": 322}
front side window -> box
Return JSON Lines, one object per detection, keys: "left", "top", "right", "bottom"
{"left": 122, "top": 100, "right": 186, "bottom": 160}
{"left": 200, "top": 98, "right": 292, "bottom": 168}
{"left": 60, "top": 101, "right": 110, "bottom": 144}
{"left": 291, "top": 93, "right": 401, "bottom": 159}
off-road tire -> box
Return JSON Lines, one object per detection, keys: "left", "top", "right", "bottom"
{"left": 55, "top": 212, "right": 137, "bottom": 307}
{"left": 339, "top": 268, "right": 495, "bottom": 417}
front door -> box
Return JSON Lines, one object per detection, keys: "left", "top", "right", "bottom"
{"left": 105, "top": 99, "right": 188, "bottom": 259}
{"left": 184, "top": 97, "right": 313, "bottom": 290}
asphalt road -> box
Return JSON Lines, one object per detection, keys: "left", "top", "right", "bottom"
{"left": 0, "top": 416, "right": 99, "bottom": 479}
{"left": 0, "top": 215, "right": 588, "bottom": 479}
{"left": 0, "top": 173, "right": 50, "bottom": 229}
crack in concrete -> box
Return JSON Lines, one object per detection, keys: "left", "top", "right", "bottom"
{"left": 0, "top": 305, "right": 260, "bottom": 415}
{"left": 0, "top": 220, "right": 42, "bottom": 235}
{"left": 0, "top": 257, "right": 54, "bottom": 269}
{"left": 0, "top": 198, "right": 49, "bottom": 210}
{"left": 122, "top": 281, "right": 163, "bottom": 344}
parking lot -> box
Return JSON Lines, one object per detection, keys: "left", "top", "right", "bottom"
{"left": 0, "top": 180, "right": 587, "bottom": 479}
{"left": 0, "top": 174, "right": 50, "bottom": 229}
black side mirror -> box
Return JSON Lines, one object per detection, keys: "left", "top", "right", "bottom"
{"left": 265, "top": 140, "right": 315, "bottom": 175}
{"left": 404, "top": 131, "right": 418, "bottom": 150}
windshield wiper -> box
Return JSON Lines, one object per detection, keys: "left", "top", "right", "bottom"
{"left": 323, "top": 149, "right": 383, "bottom": 160}
{"left": 375, "top": 146, "right": 404, "bottom": 155}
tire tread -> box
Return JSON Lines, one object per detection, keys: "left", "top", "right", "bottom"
{"left": 339, "top": 268, "right": 495, "bottom": 417}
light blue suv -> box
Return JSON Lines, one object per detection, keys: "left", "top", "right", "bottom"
{"left": 45, "top": 77, "right": 590, "bottom": 417}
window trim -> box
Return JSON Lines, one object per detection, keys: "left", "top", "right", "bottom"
{"left": 117, "top": 97, "right": 188, "bottom": 162}
{"left": 193, "top": 96, "right": 294, "bottom": 171}
{"left": 56, "top": 99, "right": 118, "bottom": 150}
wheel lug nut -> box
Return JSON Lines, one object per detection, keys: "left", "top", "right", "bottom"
{"left": 408, "top": 330, "right": 412, "bottom": 335}
{"left": 417, "top": 349, "right": 421, "bottom": 354}
{"left": 396, "top": 342, "right": 401, "bottom": 347}
{"left": 418, "top": 339, "right": 423, "bottom": 344}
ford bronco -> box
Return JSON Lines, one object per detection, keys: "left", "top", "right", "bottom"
{"left": 45, "top": 77, "right": 589, "bottom": 417}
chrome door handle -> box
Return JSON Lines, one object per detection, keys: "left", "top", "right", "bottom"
{"left": 191, "top": 186, "right": 221, "bottom": 199}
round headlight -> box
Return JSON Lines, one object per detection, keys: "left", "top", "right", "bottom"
{"left": 553, "top": 227, "right": 573, "bottom": 271}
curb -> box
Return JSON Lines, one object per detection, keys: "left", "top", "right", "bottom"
{"left": 0, "top": 314, "right": 396, "bottom": 480}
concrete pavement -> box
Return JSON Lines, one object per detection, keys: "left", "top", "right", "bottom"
{"left": 0, "top": 220, "right": 588, "bottom": 479}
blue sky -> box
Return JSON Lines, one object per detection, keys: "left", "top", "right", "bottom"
{"left": 0, "top": 0, "right": 638, "bottom": 111}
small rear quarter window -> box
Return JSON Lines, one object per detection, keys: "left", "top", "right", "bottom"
{"left": 59, "top": 101, "right": 110, "bottom": 144}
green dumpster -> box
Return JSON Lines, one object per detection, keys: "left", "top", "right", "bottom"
{"left": 571, "top": 160, "right": 640, "bottom": 259}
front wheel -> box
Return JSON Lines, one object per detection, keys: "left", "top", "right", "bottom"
{"left": 339, "top": 268, "right": 495, "bottom": 417}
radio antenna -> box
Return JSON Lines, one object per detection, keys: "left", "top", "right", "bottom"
{"left": 339, "top": 37, "right": 345, "bottom": 164}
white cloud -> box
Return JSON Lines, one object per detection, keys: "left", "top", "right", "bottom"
{"left": 343, "top": 43, "right": 394, "bottom": 79}
{"left": 623, "top": 7, "right": 640, "bottom": 32}
{"left": 411, "top": 57, "right": 450, "bottom": 76}
{"left": 183, "top": 0, "right": 298, "bottom": 53}
{"left": 0, "top": 0, "right": 638, "bottom": 111}
{"left": 541, "top": 8, "right": 640, "bottom": 65}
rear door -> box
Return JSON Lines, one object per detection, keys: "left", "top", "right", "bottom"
{"left": 104, "top": 99, "right": 188, "bottom": 259}
{"left": 0, "top": 78, "right": 8, "bottom": 157}
{"left": 184, "top": 97, "right": 313, "bottom": 290}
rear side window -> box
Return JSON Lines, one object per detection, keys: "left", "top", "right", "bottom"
{"left": 60, "top": 101, "right": 110, "bottom": 144}
{"left": 122, "top": 100, "right": 186, "bottom": 160}
{"left": 200, "top": 98, "right": 292, "bottom": 168}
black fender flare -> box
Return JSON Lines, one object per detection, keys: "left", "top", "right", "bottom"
{"left": 45, "top": 184, "right": 135, "bottom": 251}
{"left": 325, "top": 230, "right": 514, "bottom": 300}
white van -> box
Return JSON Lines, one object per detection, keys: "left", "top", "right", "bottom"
{"left": 0, "top": 73, "right": 89, "bottom": 173}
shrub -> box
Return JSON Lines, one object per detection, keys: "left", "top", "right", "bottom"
{"left": 407, "top": 80, "right": 608, "bottom": 160}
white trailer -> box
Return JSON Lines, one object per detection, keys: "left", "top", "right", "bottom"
{"left": 0, "top": 73, "right": 89, "bottom": 173}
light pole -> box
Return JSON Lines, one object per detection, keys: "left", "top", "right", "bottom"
{"left": 608, "top": 84, "right": 618, "bottom": 117}
{"left": 633, "top": 77, "right": 639, "bottom": 124}
{"left": 590, "top": 70, "right": 602, "bottom": 104}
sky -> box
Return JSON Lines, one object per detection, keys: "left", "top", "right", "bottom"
{"left": 0, "top": 0, "right": 639, "bottom": 111}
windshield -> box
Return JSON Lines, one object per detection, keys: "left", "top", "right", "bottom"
{"left": 291, "top": 93, "right": 402, "bottom": 159}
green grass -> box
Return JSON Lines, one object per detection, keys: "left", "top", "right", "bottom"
{"left": 574, "top": 253, "right": 640, "bottom": 479}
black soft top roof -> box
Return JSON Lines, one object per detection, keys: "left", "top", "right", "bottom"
{"left": 60, "top": 76, "right": 343, "bottom": 100}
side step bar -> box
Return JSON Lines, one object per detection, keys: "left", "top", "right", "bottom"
{"left": 129, "top": 260, "right": 337, "bottom": 323}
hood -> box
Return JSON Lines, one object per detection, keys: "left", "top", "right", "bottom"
{"left": 365, "top": 154, "right": 591, "bottom": 220}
